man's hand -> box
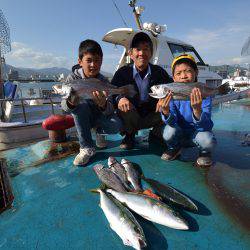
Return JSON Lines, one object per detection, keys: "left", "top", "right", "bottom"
{"left": 92, "top": 91, "right": 107, "bottom": 109}
{"left": 155, "top": 91, "right": 172, "bottom": 115}
{"left": 118, "top": 97, "right": 134, "bottom": 112}
{"left": 190, "top": 87, "right": 202, "bottom": 119}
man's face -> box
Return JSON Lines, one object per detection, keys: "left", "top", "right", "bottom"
{"left": 129, "top": 42, "right": 152, "bottom": 71}
{"left": 78, "top": 53, "right": 102, "bottom": 78}
{"left": 173, "top": 63, "right": 197, "bottom": 83}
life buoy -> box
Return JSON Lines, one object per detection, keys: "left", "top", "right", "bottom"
{"left": 42, "top": 115, "right": 75, "bottom": 131}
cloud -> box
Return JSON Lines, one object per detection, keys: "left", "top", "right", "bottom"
{"left": 6, "top": 42, "right": 72, "bottom": 69}
{"left": 183, "top": 24, "right": 250, "bottom": 65}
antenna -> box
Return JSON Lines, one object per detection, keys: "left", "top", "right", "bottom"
{"left": 111, "top": 0, "right": 128, "bottom": 27}
{"left": 0, "top": 9, "right": 11, "bottom": 98}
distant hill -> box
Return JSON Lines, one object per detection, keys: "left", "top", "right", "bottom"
{"left": 4, "top": 64, "right": 112, "bottom": 79}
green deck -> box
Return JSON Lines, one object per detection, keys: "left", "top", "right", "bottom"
{"left": 0, "top": 100, "right": 249, "bottom": 249}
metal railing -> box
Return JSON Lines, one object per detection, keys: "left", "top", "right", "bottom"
{"left": 0, "top": 97, "right": 61, "bottom": 123}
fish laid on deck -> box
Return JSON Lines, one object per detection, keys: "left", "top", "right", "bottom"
{"left": 108, "top": 157, "right": 132, "bottom": 191}
{"left": 143, "top": 178, "right": 198, "bottom": 212}
{"left": 97, "top": 189, "right": 147, "bottom": 250}
{"left": 121, "top": 158, "right": 143, "bottom": 192}
{"left": 93, "top": 164, "right": 128, "bottom": 192}
{"left": 52, "top": 78, "right": 136, "bottom": 100}
{"left": 149, "top": 82, "right": 230, "bottom": 99}
{"left": 106, "top": 189, "right": 189, "bottom": 230}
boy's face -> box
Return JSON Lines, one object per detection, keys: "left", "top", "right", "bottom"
{"left": 173, "top": 63, "right": 197, "bottom": 83}
{"left": 78, "top": 53, "right": 102, "bottom": 78}
{"left": 129, "top": 41, "right": 152, "bottom": 71}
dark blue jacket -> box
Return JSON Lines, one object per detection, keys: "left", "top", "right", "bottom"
{"left": 111, "top": 63, "right": 172, "bottom": 116}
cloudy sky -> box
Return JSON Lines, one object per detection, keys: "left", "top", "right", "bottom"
{"left": 1, "top": 0, "right": 250, "bottom": 73}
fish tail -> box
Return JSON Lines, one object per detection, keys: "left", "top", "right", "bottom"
{"left": 118, "top": 85, "right": 137, "bottom": 97}
{"left": 218, "top": 82, "right": 231, "bottom": 95}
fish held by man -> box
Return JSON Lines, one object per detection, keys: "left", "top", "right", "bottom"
{"left": 149, "top": 82, "right": 231, "bottom": 100}
{"left": 53, "top": 78, "right": 137, "bottom": 99}
{"left": 97, "top": 189, "right": 147, "bottom": 250}
{"left": 106, "top": 189, "right": 189, "bottom": 230}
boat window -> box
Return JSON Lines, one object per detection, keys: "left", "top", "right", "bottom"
{"left": 168, "top": 43, "right": 205, "bottom": 65}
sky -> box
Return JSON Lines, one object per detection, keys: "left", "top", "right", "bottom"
{"left": 1, "top": 0, "right": 250, "bottom": 73}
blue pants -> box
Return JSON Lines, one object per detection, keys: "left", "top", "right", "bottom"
{"left": 71, "top": 101, "right": 122, "bottom": 148}
{"left": 162, "top": 124, "right": 216, "bottom": 153}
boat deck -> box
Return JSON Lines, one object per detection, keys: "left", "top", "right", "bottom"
{"left": 0, "top": 100, "right": 249, "bottom": 250}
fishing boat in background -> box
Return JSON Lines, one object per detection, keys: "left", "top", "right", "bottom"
{"left": 0, "top": 2, "right": 249, "bottom": 249}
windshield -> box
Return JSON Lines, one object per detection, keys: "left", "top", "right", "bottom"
{"left": 168, "top": 43, "right": 205, "bottom": 65}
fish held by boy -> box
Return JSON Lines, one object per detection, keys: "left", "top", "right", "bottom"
{"left": 149, "top": 82, "right": 231, "bottom": 100}
{"left": 53, "top": 78, "right": 137, "bottom": 100}
{"left": 96, "top": 189, "right": 147, "bottom": 250}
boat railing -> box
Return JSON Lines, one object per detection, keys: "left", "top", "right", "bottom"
{"left": 0, "top": 97, "right": 61, "bottom": 123}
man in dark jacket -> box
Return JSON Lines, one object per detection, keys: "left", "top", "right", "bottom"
{"left": 111, "top": 32, "right": 172, "bottom": 149}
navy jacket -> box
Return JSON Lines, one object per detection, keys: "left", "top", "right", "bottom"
{"left": 111, "top": 63, "right": 173, "bottom": 116}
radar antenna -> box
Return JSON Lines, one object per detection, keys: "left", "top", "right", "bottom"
{"left": 0, "top": 9, "right": 11, "bottom": 98}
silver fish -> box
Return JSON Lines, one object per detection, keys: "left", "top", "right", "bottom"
{"left": 121, "top": 159, "right": 142, "bottom": 192}
{"left": 108, "top": 157, "right": 131, "bottom": 191}
{"left": 53, "top": 78, "right": 136, "bottom": 99}
{"left": 143, "top": 178, "right": 198, "bottom": 212}
{"left": 93, "top": 164, "right": 127, "bottom": 192}
{"left": 149, "top": 82, "right": 230, "bottom": 100}
{"left": 97, "top": 189, "right": 147, "bottom": 250}
{"left": 107, "top": 189, "right": 189, "bottom": 230}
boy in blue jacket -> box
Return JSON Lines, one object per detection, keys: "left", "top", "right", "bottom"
{"left": 156, "top": 54, "right": 216, "bottom": 167}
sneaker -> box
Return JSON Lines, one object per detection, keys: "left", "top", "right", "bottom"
{"left": 196, "top": 152, "right": 212, "bottom": 167}
{"left": 73, "top": 147, "right": 96, "bottom": 166}
{"left": 96, "top": 132, "right": 107, "bottom": 149}
{"left": 120, "top": 133, "right": 135, "bottom": 150}
{"left": 161, "top": 148, "right": 181, "bottom": 161}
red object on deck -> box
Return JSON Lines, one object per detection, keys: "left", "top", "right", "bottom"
{"left": 42, "top": 115, "right": 75, "bottom": 131}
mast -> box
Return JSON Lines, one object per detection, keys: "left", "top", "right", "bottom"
{"left": 128, "top": 0, "right": 144, "bottom": 30}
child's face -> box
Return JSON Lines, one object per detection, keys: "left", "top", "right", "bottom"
{"left": 173, "top": 63, "right": 197, "bottom": 83}
{"left": 78, "top": 53, "right": 102, "bottom": 78}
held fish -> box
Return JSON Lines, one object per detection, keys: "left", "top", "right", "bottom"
{"left": 149, "top": 82, "right": 230, "bottom": 100}
{"left": 97, "top": 189, "right": 147, "bottom": 250}
{"left": 106, "top": 189, "right": 189, "bottom": 230}
{"left": 53, "top": 78, "right": 137, "bottom": 100}
{"left": 143, "top": 178, "right": 198, "bottom": 212}
{"left": 93, "top": 164, "right": 127, "bottom": 192}
{"left": 108, "top": 157, "right": 132, "bottom": 191}
{"left": 121, "top": 159, "right": 142, "bottom": 192}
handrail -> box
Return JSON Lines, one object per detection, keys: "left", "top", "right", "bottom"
{"left": 0, "top": 97, "right": 61, "bottom": 123}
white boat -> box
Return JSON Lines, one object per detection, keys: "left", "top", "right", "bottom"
{"left": 0, "top": 1, "right": 248, "bottom": 150}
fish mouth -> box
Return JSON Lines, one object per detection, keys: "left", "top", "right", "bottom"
{"left": 148, "top": 92, "right": 166, "bottom": 99}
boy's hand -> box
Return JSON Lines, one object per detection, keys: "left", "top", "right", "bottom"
{"left": 92, "top": 91, "right": 107, "bottom": 109}
{"left": 155, "top": 91, "right": 172, "bottom": 115}
{"left": 118, "top": 97, "right": 134, "bottom": 112}
{"left": 67, "top": 87, "right": 80, "bottom": 107}
{"left": 190, "top": 88, "right": 202, "bottom": 119}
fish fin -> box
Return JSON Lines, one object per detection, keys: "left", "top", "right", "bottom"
{"left": 119, "top": 85, "right": 137, "bottom": 97}
{"left": 218, "top": 82, "right": 231, "bottom": 95}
